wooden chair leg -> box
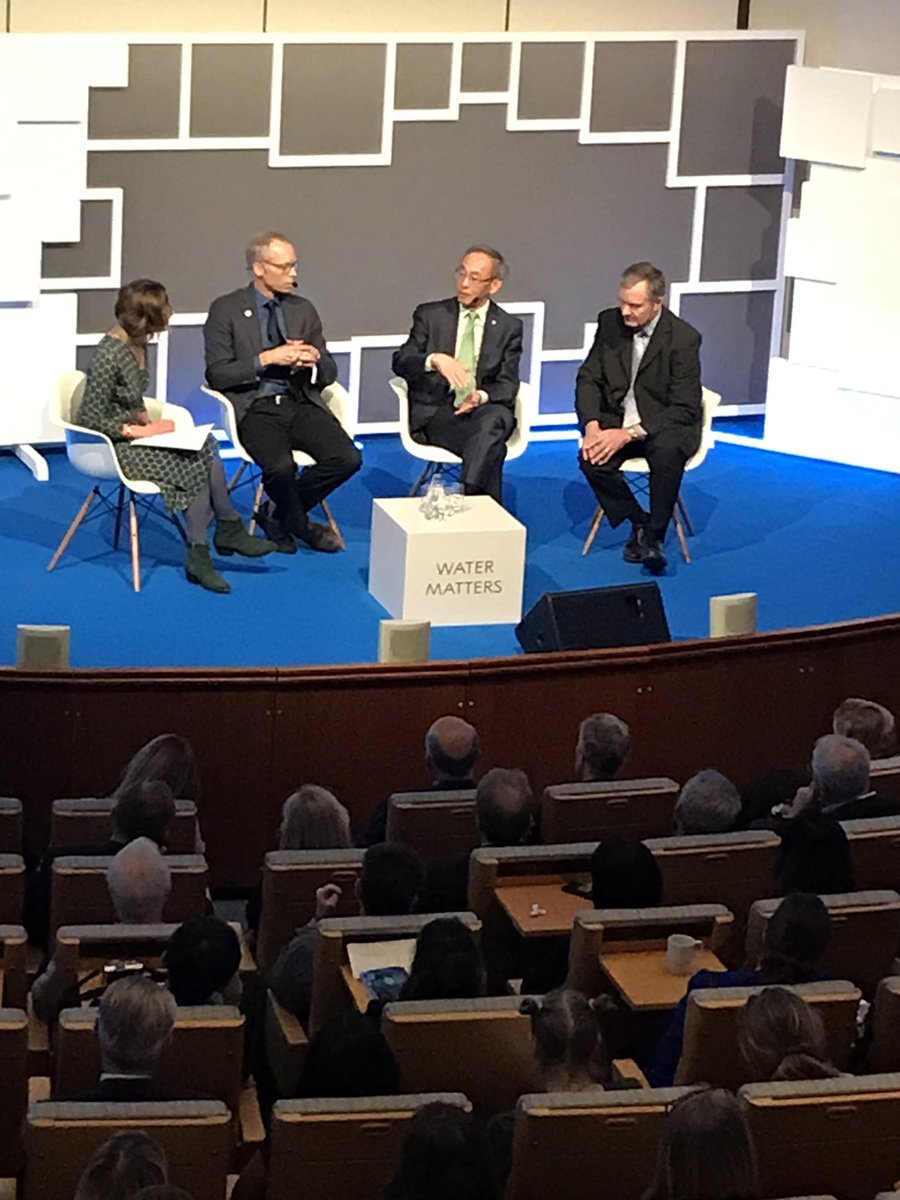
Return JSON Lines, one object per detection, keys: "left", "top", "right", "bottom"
{"left": 676, "top": 493, "right": 695, "bottom": 536}
{"left": 673, "top": 511, "right": 691, "bottom": 564}
{"left": 112, "top": 483, "right": 126, "bottom": 549}
{"left": 47, "top": 488, "right": 98, "bottom": 572}
{"left": 249, "top": 480, "right": 265, "bottom": 537}
{"left": 582, "top": 505, "right": 605, "bottom": 556}
{"left": 129, "top": 496, "right": 142, "bottom": 592}
{"left": 228, "top": 461, "right": 248, "bottom": 493}
{"left": 409, "top": 464, "right": 433, "bottom": 497}
{"left": 320, "top": 499, "right": 345, "bottom": 550}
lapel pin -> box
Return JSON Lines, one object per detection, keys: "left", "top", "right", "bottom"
{"left": 243, "top": 309, "right": 252, "bottom": 317}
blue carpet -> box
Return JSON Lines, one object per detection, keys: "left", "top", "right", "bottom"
{"left": 1, "top": 434, "right": 898, "bottom": 669}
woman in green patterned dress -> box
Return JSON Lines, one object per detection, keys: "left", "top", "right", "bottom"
{"left": 78, "top": 279, "right": 275, "bottom": 592}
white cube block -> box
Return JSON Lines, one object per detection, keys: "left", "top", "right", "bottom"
{"left": 781, "top": 65, "right": 874, "bottom": 169}
{"left": 369, "top": 496, "right": 526, "bottom": 627}
{"left": 872, "top": 86, "right": 900, "bottom": 156}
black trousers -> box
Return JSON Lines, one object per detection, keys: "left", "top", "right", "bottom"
{"left": 579, "top": 428, "right": 692, "bottom": 540}
{"left": 239, "top": 395, "right": 362, "bottom": 537}
{"left": 420, "top": 403, "right": 515, "bottom": 506}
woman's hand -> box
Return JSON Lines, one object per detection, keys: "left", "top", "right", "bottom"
{"left": 122, "top": 419, "right": 176, "bottom": 439}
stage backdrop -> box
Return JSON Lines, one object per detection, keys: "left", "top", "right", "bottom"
{"left": 0, "top": 29, "right": 800, "bottom": 475}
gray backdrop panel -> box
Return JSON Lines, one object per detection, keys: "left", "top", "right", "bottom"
{"left": 189, "top": 44, "right": 273, "bottom": 139}
{"left": 88, "top": 44, "right": 181, "bottom": 140}
{"left": 680, "top": 290, "right": 775, "bottom": 405}
{"left": 461, "top": 42, "right": 510, "bottom": 92}
{"left": 678, "top": 39, "right": 796, "bottom": 176}
{"left": 518, "top": 43, "right": 584, "bottom": 121}
{"left": 43, "top": 200, "right": 112, "bottom": 279}
{"left": 395, "top": 43, "right": 453, "bottom": 110}
{"left": 590, "top": 41, "right": 676, "bottom": 133}
{"left": 280, "top": 43, "right": 387, "bottom": 156}
{"left": 701, "top": 185, "right": 782, "bottom": 281}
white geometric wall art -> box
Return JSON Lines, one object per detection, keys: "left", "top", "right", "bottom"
{"left": 767, "top": 67, "right": 900, "bottom": 473}
{"left": 780, "top": 65, "right": 875, "bottom": 170}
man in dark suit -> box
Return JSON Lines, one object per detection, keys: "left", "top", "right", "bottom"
{"left": 392, "top": 245, "right": 523, "bottom": 505}
{"left": 204, "top": 231, "right": 361, "bottom": 553}
{"left": 576, "top": 261, "right": 702, "bottom": 573}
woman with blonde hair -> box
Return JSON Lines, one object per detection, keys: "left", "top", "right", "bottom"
{"left": 279, "top": 785, "right": 351, "bottom": 850}
{"left": 520, "top": 988, "right": 611, "bottom": 1092}
{"left": 738, "top": 986, "right": 841, "bottom": 1081}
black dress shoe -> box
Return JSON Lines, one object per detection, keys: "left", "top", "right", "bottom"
{"left": 623, "top": 525, "right": 650, "bottom": 564}
{"left": 297, "top": 520, "right": 342, "bottom": 553}
{"left": 642, "top": 535, "right": 668, "bottom": 575}
{"left": 255, "top": 506, "right": 297, "bottom": 554}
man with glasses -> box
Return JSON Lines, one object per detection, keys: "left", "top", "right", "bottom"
{"left": 204, "top": 231, "right": 361, "bottom": 553}
{"left": 393, "top": 245, "right": 523, "bottom": 506}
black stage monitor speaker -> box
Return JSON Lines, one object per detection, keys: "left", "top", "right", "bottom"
{"left": 515, "top": 582, "right": 670, "bottom": 653}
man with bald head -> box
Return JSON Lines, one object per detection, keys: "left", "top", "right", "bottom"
{"left": 354, "top": 715, "right": 481, "bottom": 847}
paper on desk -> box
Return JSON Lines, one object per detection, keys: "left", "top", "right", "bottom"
{"left": 137, "top": 422, "right": 214, "bottom": 451}
{"left": 347, "top": 938, "right": 417, "bottom": 979}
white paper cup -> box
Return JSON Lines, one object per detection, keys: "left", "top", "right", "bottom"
{"left": 666, "top": 933, "right": 702, "bottom": 975}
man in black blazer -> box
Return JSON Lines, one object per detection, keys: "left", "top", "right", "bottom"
{"left": 576, "top": 261, "right": 703, "bottom": 573}
{"left": 204, "top": 232, "right": 361, "bottom": 553}
{"left": 393, "top": 245, "right": 523, "bottom": 505}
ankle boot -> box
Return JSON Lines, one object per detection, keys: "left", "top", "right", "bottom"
{"left": 213, "top": 517, "right": 277, "bottom": 558}
{"left": 185, "top": 544, "right": 231, "bottom": 593}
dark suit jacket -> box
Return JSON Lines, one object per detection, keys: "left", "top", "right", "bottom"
{"left": 575, "top": 306, "right": 702, "bottom": 456}
{"left": 204, "top": 283, "right": 338, "bottom": 422}
{"left": 64, "top": 1076, "right": 214, "bottom": 1102}
{"left": 392, "top": 298, "right": 523, "bottom": 433}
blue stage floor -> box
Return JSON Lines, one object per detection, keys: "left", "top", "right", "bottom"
{"left": 1, "top": 433, "right": 899, "bottom": 669}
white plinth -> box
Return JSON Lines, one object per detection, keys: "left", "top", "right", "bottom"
{"left": 369, "top": 497, "right": 526, "bottom": 627}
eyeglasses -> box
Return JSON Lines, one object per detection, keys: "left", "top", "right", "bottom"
{"left": 261, "top": 259, "right": 298, "bottom": 272}
{"left": 455, "top": 267, "right": 495, "bottom": 284}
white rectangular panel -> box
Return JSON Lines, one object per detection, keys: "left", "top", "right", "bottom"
{"left": 0, "top": 292, "right": 77, "bottom": 445}
{"left": 872, "top": 87, "right": 900, "bottom": 155}
{"left": 11, "top": 122, "right": 87, "bottom": 243}
{"left": 786, "top": 279, "right": 839, "bottom": 370}
{"left": 780, "top": 64, "right": 874, "bottom": 168}
{"left": 0, "top": 196, "right": 42, "bottom": 304}
{"left": 782, "top": 216, "right": 842, "bottom": 283}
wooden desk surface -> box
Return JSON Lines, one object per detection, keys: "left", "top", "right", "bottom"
{"left": 341, "top": 963, "right": 372, "bottom": 1014}
{"left": 600, "top": 947, "right": 725, "bottom": 1012}
{"left": 496, "top": 882, "right": 592, "bottom": 937}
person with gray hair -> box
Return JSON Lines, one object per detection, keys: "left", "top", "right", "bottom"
{"left": 108, "top": 837, "right": 172, "bottom": 923}
{"left": 832, "top": 697, "right": 897, "bottom": 760}
{"left": 204, "top": 230, "right": 361, "bottom": 554}
{"left": 674, "top": 769, "right": 741, "bottom": 835}
{"left": 31, "top": 839, "right": 172, "bottom": 1023}
{"left": 778, "top": 733, "right": 898, "bottom": 823}
{"left": 393, "top": 246, "right": 523, "bottom": 505}
{"left": 476, "top": 767, "right": 535, "bottom": 847}
{"left": 575, "top": 712, "right": 631, "bottom": 781}
{"left": 425, "top": 715, "right": 481, "bottom": 786}
{"left": 576, "top": 260, "right": 703, "bottom": 574}
{"left": 279, "top": 784, "right": 351, "bottom": 851}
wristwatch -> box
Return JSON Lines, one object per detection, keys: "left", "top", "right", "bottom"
{"left": 627, "top": 425, "right": 641, "bottom": 441}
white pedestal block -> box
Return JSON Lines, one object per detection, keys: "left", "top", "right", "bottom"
{"left": 369, "top": 497, "right": 526, "bottom": 627}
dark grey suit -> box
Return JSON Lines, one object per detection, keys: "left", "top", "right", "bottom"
{"left": 392, "top": 297, "right": 523, "bottom": 504}
{"left": 575, "top": 306, "right": 702, "bottom": 538}
{"left": 204, "top": 283, "right": 361, "bottom": 537}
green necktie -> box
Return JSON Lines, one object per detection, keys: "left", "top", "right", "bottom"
{"left": 454, "top": 309, "right": 477, "bottom": 408}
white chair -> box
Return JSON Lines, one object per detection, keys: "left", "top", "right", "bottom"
{"left": 47, "top": 370, "right": 191, "bottom": 593}
{"left": 201, "top": 382, "right": 356, "bottom": 548}
{"left": 389, "top": 377, "right": 537, "bottom": 496}
{"left": 581, "top": 386, "right": 722, "bottom": 563}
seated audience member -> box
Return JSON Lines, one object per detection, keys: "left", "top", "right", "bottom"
{"left": 355, "top": 715, "right": 480, "bottom": 847}
{"left": 591, "top": 836, "right": 663, "bottom": 908}
{"left": 63, "top": 976, "right": 185, "bottom": 1101}
{"left": 268, "top": 842, "right": 425, "bottom": 1025}
{"left": 779, "top": 734, "right": 896, "bottom": 823}
{"left": 279, "top": 784, "right": 351, "bottom": 850}
{"left": 575, "top": 712, "right": 631, "bottom": 781}
{"left": 649, "top": 892, "right": 831, "bottom": 1085}
{"left": 833, "top": 697, "right": 897, "bottom": 760}
{"left": 399, "top": 916, "right": 487, "bottom": 1002}
{"left": 520, "top": 988, "right": 611, "bottom": 1091}
{"left": 642, "top": 1088, "right": 758, "bottom": 1200}
{"left": 737, "top": 986, "right": 841, "bottom": 1082}
{"left": 74, "top": 1132, "right": 168, "bottom": 1200}
{"left": 113, "top": 733, "right": 206, "bottom": 854}
{"left": 26, "top": 780, "right": 176, "bottom": 948}
{"left": 32, "top": 838, "right": 172, "bottom": 1021}
{"left": 164, "top": 916, "right": 241, "bottom": 1006}
{"left": 674, "top": 770, "right": 741, "bottom": 835}
{"left": 774, "top": 811, "right": 855, "bottom": 895}
{"left": 384, "top": 1100, "right": 501, "bottom": 1200}
{"left": 419, "top": 766, "right": 534, "bottom": 912}
{"left": 298, "top": 1009, "right": 401, "bottom": 1097}
{"left": 521, "top": 836, "right": 663, "bottom": 996}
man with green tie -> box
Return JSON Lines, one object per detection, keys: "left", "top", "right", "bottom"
{"left": 393, "top": 246, "right": 523, "bottom": 506}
